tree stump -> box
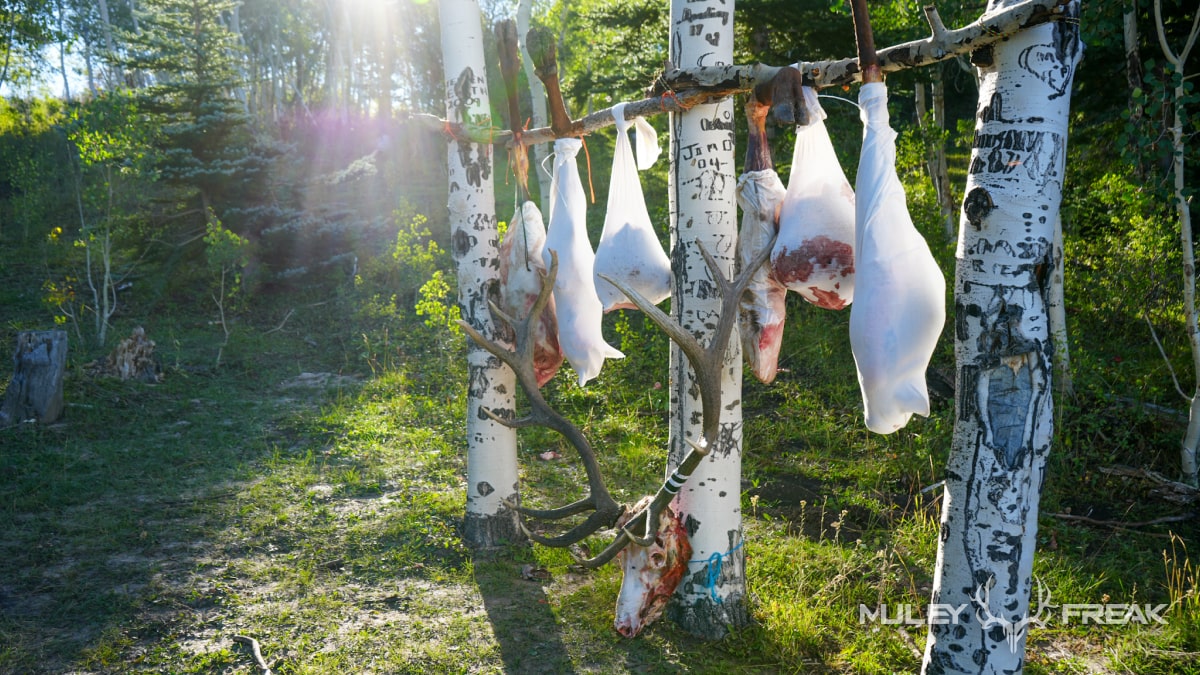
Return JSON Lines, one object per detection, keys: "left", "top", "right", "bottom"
{"left": 102, "top": 327, "right": 162, "bottom": 383}
{"left": 0, "top": 330, "right": 68, "bottom": 427}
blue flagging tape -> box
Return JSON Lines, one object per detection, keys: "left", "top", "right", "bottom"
{"left": 689, "top": 539, "right": 745, "bottom": 604}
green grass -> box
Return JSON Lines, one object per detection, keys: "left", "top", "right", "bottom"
{"left": 2, "top": 212, "right": 1199, "bottom": 674}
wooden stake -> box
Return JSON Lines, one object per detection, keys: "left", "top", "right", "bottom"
{"left": 851, "top": 0, "right": 883, "bottom": 83}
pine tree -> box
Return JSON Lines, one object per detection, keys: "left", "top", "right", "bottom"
{"left": 121, "top": 0, "right": 270, "bottom": 218}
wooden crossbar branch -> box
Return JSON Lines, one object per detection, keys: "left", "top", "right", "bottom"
{"left": 406, "top": 0, "right": 1069, "bottom": 146}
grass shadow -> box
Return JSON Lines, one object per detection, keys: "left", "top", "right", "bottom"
{"left": 0, "top": 366, "right": 282, "bottom": 673}
{"left": 472, "top": 552, "right": 578, "bottom": 674}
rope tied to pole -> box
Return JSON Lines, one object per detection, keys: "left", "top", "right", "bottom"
{"left": 659, "top": 89, "right": 695, "bottom": 112}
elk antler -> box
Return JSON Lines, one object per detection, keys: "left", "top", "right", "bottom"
{"left": 461, "top": 222, "right": 775, "bottom": 567}
{"left": 595, "top": 233, "right": 778, "bottom": 550}
{"left": 457, "top": 251, "right": 710, "bottom": 568}
{"left": 458, "top": 252, "right": 622, "bottom": 549}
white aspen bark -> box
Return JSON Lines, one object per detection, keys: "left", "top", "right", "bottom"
{"left": 921, "top": 2, "right": 1080, "bottom": 672}
{"left": 97, "top": 0, "right": 118, "bottom": 88}
{"left": 516, "top": 0, "right": 551, "bottom": 215}
{"left": 665, "top": 0, "right": 748, "bottom": 639}
{"left": 55, "top": 0, "right": 69, "bottom": 100}
{"left": 1123, "top": 2, "right": 1147, "bottom": 176}
{"left": 1047, "top": 214, "right": 1072, "bottom": 397}
{"left": 1125, "top": 1, "right": 1143, "bottom": 131}
{"left": 438, "top": 0, "right": 522, "bottom": 547}
{"left": 226, "top": 4, "right": 248, "bottom": 108}
{"left": 1154, "top": 0, "right": 1200, "bottom": 488}
{"left": 84, "top": 37, "right": 97, "bottom": 96}
{"left": 1174, "top": 86, "right": 1200, "bottom": 486}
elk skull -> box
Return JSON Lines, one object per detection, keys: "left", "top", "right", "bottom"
{"left": 613, "top": 496, "right": 691, "bottom": 638}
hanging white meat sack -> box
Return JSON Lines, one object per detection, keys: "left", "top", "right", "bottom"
{"left": 736, "top": 169, "right": 787, "bottom": 384}
{"left": 771, "top": 86, "right": 856, "bottom": 310}
{"left": 499, "top": 200, "right": 564, "bottom": 387}
{"left": 849, "top": 82, "right": 946, "bottom": 434}
{"left": 593, "top": 103, "right": 672, "bottom": 311}
{"left": 543, "top": 137, "right": 624, "bottom": 386}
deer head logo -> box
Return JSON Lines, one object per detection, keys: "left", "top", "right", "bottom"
{"left": 972, "top": 577, "right": 1053, "bottom": 653}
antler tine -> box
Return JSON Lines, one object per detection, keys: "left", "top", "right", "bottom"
{"left": 487, "top": 299, "right": 518, "bottom": 334}
{"left": 596, "top": 272, "right": 707, "bottom": 372}
{"left": 517, "top": 495, "right": 607, "bottom": 520}
{"left": 731, "top": 231, "right": 778, "bottom": 298}
{"left": 521, "top": 509, "right": 625, "bottom": 548}
{"left": 458, "top": 252, "right": 559, "bottom": 397}
{"left": 529, "top": 250, "right": 559, "bottom": 331}
{"left": 576, "top": 530, "right": 633, "bottom": 569}
{"left": 695, "top": 233, "right": 777, "bottom": 362}
{"left": 604, "top": 235, "right": 777, "bottom": 460}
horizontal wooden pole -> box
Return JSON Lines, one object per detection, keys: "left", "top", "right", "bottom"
{"left": 406, "top": 0, "right": 1069, "bottom": 147}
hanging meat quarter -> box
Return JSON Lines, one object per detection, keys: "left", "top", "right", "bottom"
{"left": 593, "top": 102, "right": 671, "bottom": 311}
{"left": 849, "top": 82, "right": 945, "bottom": 434}
{"left": 498, "top": 201, "right": 564, "bottom": 387}
{"left": 543, "top": 137, "right": 623, "bottom": 386}
{"left": 771, "top": 86, "right": 856, "bottom": 310}
{"left": 736, "top": 95, "right": 788, "bottom": 384}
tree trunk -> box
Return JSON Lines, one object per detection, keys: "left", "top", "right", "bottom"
{"left": 664, "top": 0, "right": 748, "bottom": 639}
{"left": 1047, "top": 213, "right": 1072, "bottom": 398}
{"left": 1153, "top": 0, "right": 1200, "bottom": 487}
{"left": 921, "top": 2, "right": 1081, "bottom": 672}
{"left": 1, "top": 331, "right": 68, "bottom": 427}
{"left": 516, "top": 0, "right": 551, "bottom": 215}
{"left": 1125, "top": 0, "right": 1144, "bottom": 175}
{"left": 55, "top": 0, "right": 70, "bottom": 100}
{"left": 438, "top": 0, "right": 522, "bottom": 548}
{"left": 97, "top": 0, "right": 118, "bottom": 88}
{"left": 915, "top": 79, "right": 956, "bottom": 241}
{"left": 931, "top": 65, "right": 956, "bottom": 241}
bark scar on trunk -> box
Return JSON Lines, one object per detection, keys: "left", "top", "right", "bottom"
{"left": 982, "top": 352, "right": 1035, "bottom": 470}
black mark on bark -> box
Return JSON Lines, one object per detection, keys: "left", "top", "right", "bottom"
{"left": 963, "top": 187, "right": 994, "bottom": 230}
{"left": 453, "top": 228, "right": 475, "bottom": 258}
{"left": 971, "top": 45, "right": 994, "bottom": 68}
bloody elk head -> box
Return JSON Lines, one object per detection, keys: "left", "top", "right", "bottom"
{"left": 613, "top": 496, "right": 691, "bottom": 638}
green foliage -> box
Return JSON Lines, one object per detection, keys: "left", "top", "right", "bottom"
{"left": 414, "top": 270, "right": 461, "bottom": 335}
{"left": 390, "top": 212, "right": 445, "bottom": 291}
{"left": 1064, "top": 171, "right": 1178, "bottom": 332}
{"left": 203, "top": 212, "right": 250, "bottom": 278}
{"left": 0, "top": 97, "right": 71, "bottom": 241}
{"left": 0, "top": 0, "right": 58, "bottom": 91}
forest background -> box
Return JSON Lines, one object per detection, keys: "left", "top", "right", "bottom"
{"left": 1, "top": 0, "right": 1199, "bottom": 672}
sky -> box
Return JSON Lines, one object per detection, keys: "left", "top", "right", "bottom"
{"left": 1, "top": 43, "right": 92, "bottom": 100}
